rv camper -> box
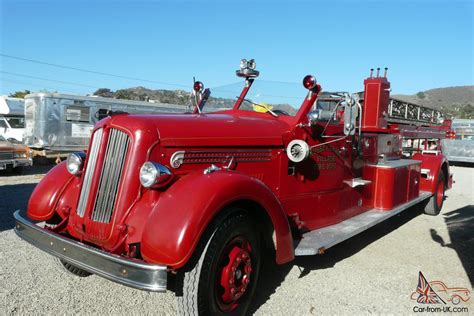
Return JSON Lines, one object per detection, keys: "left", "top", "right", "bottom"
{"left": 24, "top": 93, "right": 186, "bottom": 155}
{"left": 0, "top": 96, "right": 25, "bottom": 143}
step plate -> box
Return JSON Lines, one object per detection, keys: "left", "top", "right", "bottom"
{"left": 294, "top": 191, "right": 432, "bottom": 256}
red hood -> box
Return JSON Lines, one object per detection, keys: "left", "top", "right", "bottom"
{"left": 103, "top": 111, "right": 291, "bottom": 147}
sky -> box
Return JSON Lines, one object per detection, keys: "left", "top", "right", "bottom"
{"left": 0, "top": 0, "right": 472, "bottom": 96}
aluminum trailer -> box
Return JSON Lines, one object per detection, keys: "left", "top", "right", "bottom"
{"left": 442, "top": 119, "right": 474, "bottom": 163}
{"left": 24, "top": 93, "right": 186, "bottom": 154}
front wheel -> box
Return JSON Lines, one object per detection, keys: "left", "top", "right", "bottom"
{"left": 176, "top": 211, "right": 261, "bottom": 315}
{"left": 424, "top": 172, "right": 445, "bottom": 216}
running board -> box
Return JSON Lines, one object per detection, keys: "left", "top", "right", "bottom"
{"left": 294, "top": 191, "right": 432, "bottom": 256}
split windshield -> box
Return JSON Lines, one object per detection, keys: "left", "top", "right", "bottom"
{"left": 202, "top": 80, "right": 306, "bottom": 116}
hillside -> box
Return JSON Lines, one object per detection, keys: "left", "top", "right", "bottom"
{"left": 393, "top": 86, "right": 473, "bottom": 119}
{"left": 92, "top": 85, "right": 474, "bottom": 118}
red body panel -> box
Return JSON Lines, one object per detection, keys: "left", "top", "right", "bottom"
{"left": 362, "top": 77, "right": 390, "bottom": 131}
{"left": 140, "top": 171, "right": 293, "bottom": 268}
{"left": 27, "top": 162, "right": 75, "bottom": 221}
{"left": 412, "top": 152, "right": 450, "bottom": 193}
{"left": 363, "top": 162, "right": 420, "bottom": 210}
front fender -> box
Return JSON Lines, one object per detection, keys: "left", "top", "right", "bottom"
{"left": 140, "top": 170, "right": 294, "bottom": 269}
{"left": 27, "top": 161, "right": 76, "bottom": 221}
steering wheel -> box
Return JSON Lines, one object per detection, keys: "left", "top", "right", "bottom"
{"left": 272, "top": 109, "right": 290, "bottom": 116}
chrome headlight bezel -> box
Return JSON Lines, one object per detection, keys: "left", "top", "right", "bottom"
{"left": 139, "top": 161, "right": 172, "bottom": 189}
{"left": 66, "top": 152, "right": 86, "bottom": 175}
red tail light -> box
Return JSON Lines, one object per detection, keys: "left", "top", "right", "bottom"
{"left": 446, "top": 130, "right": 456, "bottom": 139}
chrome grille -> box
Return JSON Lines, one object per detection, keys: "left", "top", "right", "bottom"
{"left": 90, "top": 128, "right": 130, "bottom": 223}
{"left": 0, "top": 152, "right": 13, "bottom": 160}
{"left": 77, "top": 128, "right": 103, "bottom": 217}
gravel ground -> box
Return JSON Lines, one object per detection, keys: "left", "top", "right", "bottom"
{"left": 0, "top": 165, "right": 472, "bottom": 315}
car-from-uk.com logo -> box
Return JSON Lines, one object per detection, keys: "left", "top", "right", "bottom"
{"left": 410, "top": 271, "right": 470, "bottom": 313}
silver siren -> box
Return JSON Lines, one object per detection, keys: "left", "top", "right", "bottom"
{"left": 286, "top": 139, "right": 310, "bottom": 163}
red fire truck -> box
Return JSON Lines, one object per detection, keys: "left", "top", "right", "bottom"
{"left": 14, "top": 60, "right": 452, "bottom": 315}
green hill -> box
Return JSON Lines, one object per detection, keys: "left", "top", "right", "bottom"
{"left": 393, "top": 86, "right": 473, "bottom": 119}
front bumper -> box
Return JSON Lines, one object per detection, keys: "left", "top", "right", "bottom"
{"left": 13, "top": 211, "right": 167, "bottom": 292}
{"left": 0, "top": 158, "right": 33, "bottom": 170}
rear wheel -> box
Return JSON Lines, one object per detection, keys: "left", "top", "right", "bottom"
{"left": 424, "top": 172, "right": 445, "bottom": 216}
{"left": 176, "top": 211, "right": 261, "bottom": 315}
{"left": 58, "top": 259, "right": 91, "bottom": 277}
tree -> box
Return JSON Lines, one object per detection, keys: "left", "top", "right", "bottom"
{"left": 115, "top": 89, "right": 134, "bottom": 100}
{"left": 416, "top": 91, "right": 426, "bottom": 99}
{"left": 9, "top": 90, "right": 31, "bottom": 98}
{"left": 93, "top": 88, "right": 115, "bottom": 98}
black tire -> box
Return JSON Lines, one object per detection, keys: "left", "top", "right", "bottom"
{"left": 176, "top": 211, "right": 261, "bottom": 316}
{"left": 59, "top": 259, "right": 91, "bottom": 277}
{"left": 424, "top": 172, "right": 445, "bottom": 216}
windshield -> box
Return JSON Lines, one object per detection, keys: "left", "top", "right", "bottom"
{"left": 203, "top": 80, "right": 306, "bottom": 116}
{"left": 5, "top": 116, "right": 25, "bottom": 128}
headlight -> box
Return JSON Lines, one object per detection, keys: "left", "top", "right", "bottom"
{"left": 13, "top": 152, "right": 27, "bottom": 158}
{"left": 139, "top": 161, "right": 172, "bottom": 188}
{"left": 240, "top": 59, "right": 248, "bottom": 69}
{"left": 66, "top": 152, "right": 86, "bottom": 175}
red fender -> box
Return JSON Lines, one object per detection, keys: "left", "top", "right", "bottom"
{"left": 27, "top": 161, "right": 76, "bottom": 221}
{"left": 140, "top": 170, "right": 294, "bottom": 269}
{"left": 412, "top": 152, "right": 449, "bottom": 193}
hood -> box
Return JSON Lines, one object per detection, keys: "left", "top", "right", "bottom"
{"left": 106, "top": 111, "right": 292, "bottom": 147}
{"left": 0, "top": 140, "right": 26, "bottom": 152}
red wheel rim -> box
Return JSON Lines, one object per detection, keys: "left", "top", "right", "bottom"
{"left": 216, "top": 237, "right": 252, "bottom": 313}
{"left": 436, "top": 179, "right": 444, "bottom": 206}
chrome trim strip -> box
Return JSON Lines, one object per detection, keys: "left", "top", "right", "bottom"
{"left": 14, "top": 211, "right": 167, "bottom": 292}
{"left": 77, "top": 128, "right": 103, "bottom": 217}
{"left": 170, "top": 149, "right": 272, "bottom": 168}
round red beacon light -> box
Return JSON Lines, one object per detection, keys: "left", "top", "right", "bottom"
{"left": 193, "top": 81, "right": 204, "bottom": 92}
{"left": 303, "top": 75, "right": 317, "bottom": 90}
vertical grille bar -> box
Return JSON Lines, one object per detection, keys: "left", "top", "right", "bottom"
{"left": 91, "top": 129, "right": 130, "bottom": 223}
{"left": 77, "top": 128, "right": 103, "bottom": 217}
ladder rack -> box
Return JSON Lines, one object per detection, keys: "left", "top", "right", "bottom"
{"left": 387, "top": 98, "right": 443, "bottom": 126}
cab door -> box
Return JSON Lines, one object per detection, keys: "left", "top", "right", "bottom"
{"left": 279, "top": 98, "right": 360, "bottom": 230}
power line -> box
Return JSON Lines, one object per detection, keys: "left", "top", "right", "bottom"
{"left": 0, "top": 70, "right": 99, "bottom": 89}
{"left": 0, "top": 53, "right": 190, "bottom": 89}
{"left": 0, "top": 78, "right": 82, "bottom": 94}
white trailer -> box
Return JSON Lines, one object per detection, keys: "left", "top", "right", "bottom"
{"left": 0, "top": 96, "right": 25, "bottom": 142}
{"left": 442, "top": 119, "right": 474, "bottom": 163}
{"left": 24, "top": 93, "right": 186, "bottom": 155}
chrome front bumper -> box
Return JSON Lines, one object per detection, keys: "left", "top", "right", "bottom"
{"left": 0, "top": 158, "right": 33, "bottom": 170}
{"left": 13, "top": 211, "right": 167, "bottom": 292}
